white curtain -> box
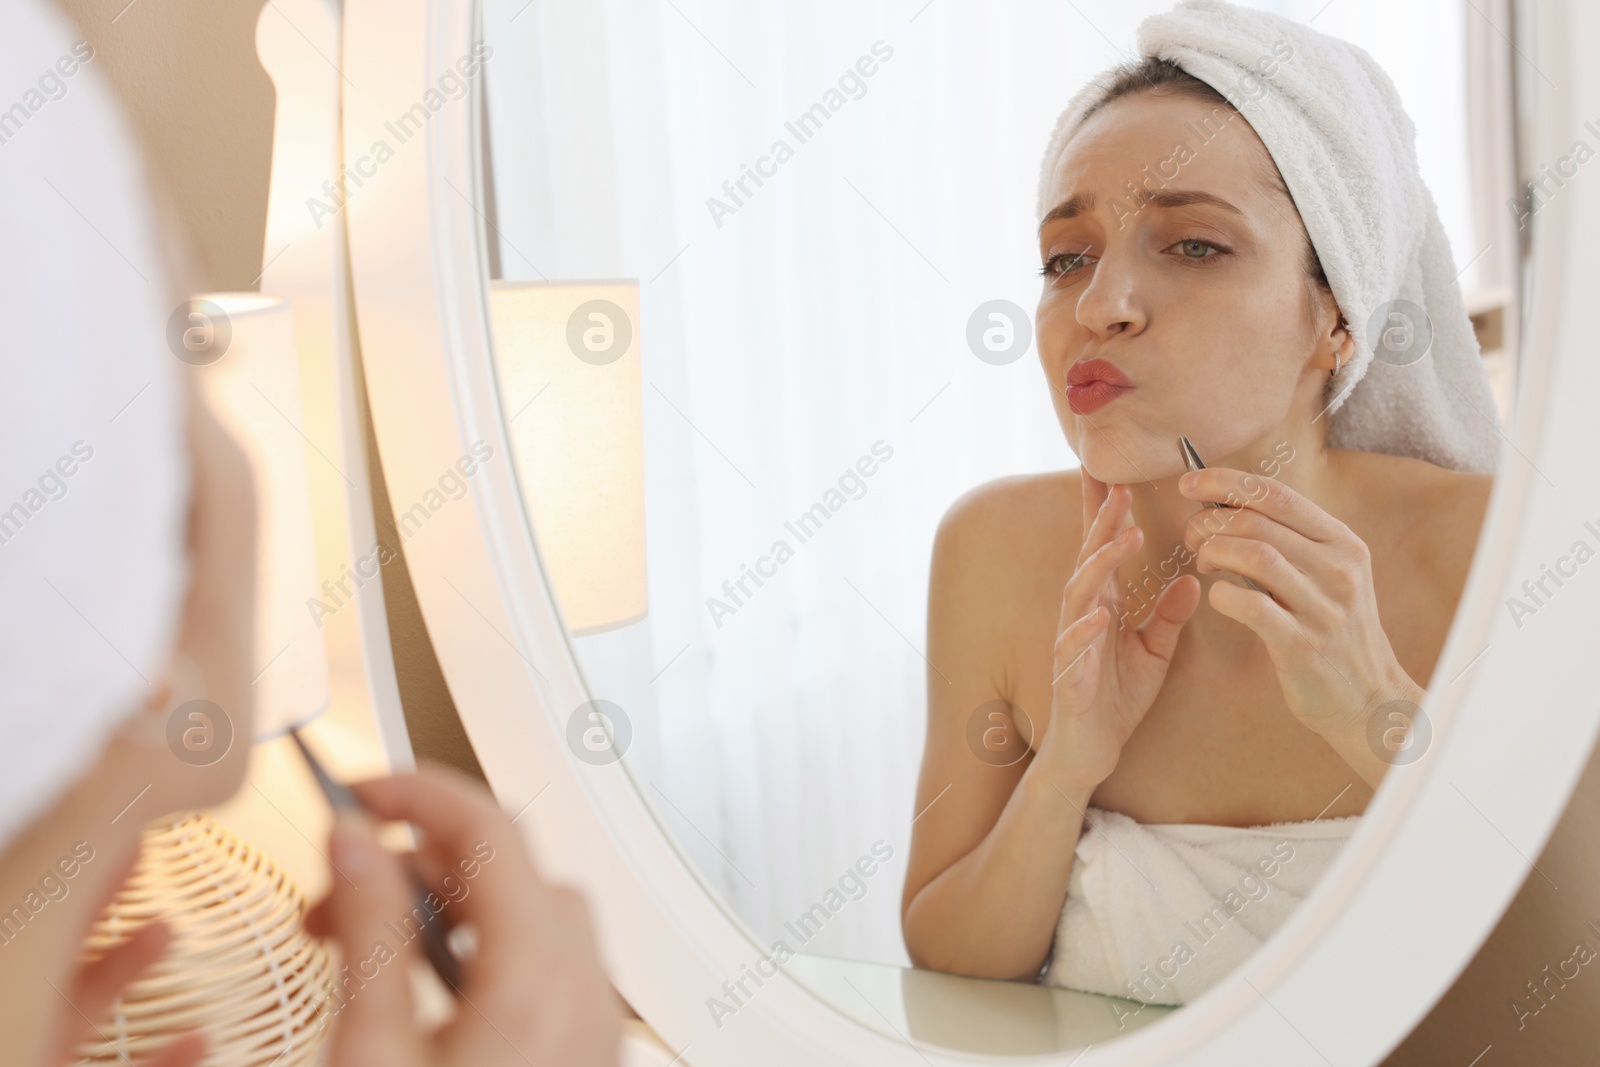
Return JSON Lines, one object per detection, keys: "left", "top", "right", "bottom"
{"left": 482, "top": 0, "right": 1472, "bottom": 968}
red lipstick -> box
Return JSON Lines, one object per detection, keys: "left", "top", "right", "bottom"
{"left": 1066, "top": 358, "right": 1133, "bottom": 415}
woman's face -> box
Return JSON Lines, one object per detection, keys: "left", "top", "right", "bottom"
{"left": 1036, "top": 90, "right": 1346, "bottom": 482}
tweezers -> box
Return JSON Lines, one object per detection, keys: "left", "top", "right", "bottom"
{"left": 290, "top": 729, "right": 463, "bottom": 991}
{"left": 1178, "top": 435, "right": 1273, "bottom": 598}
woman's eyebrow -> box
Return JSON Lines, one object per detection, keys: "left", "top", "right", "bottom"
{"left": 1142, "top": 189, "right": 1244, "bottom": 215}
{"left": 1038, "top": 188, "right": 1243, "bottom": 235}
{"left": 1038, "top": 192, "right": 1095, "bottom": 234}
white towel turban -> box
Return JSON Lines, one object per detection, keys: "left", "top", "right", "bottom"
{"left": 1036, "top": 0, "right": 1503, "bottom": 475}
{"left": 0, "top": 1, "right": 189, "bottom": 853}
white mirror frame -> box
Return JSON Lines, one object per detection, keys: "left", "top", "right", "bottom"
{"left": 343, "top": 0, "right": 1600, "bottom": 1062}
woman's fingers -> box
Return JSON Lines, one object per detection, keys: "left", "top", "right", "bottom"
{"left": 68, "top": 922, "right": 171, "bottom": 1025}
{"left": 1077, "top": 480, "right": 1131, "bottom": 570}
{"left": 1080, "top": 468, "right": 1109, "bottom": 546}
{"left": 1052, "top": 527, "right": 1138, "bottom": 717}
{"left": 350, "top": 766, "right": 545, "bottom": 951}
{"left": 513, "top": 886, "right": 625, "bottom": 1067}
{"left": 1180, "top": 467, "right": 1343, "bottom": 544}
{"left": 1196, "top": 534, "right": 1321, "bottom": 613}
{"left": 321, "top": 814, "right": 421, "bottom": 1067}
{"left": 1185, "top": 504, "right": 1325, "bottom": 590}
{"left": 1065, "top": 475, "right": 1137, "bottom": 657}
{"left": 54, "top": 923, "right": 184, "bottom": 1066}
{"left": 1054, "top": 606, "right": 1109, "bottom": 682}
{"left": 1134, "top": 573, "right": 1203, "bottom": 664}
{"left": 348, "top": 765, "right": 623, "bottom": 1065}
{"left": 1058, "top": 523, "right": 1141, "bottom": 639}
{"left": 57, "top": 924, "right": 207, "bottom": 1067}
{"left": 302, "top": 894, "right": 333, "bottom": 940}
{"left": 350, "top": 764, "right": 556, "bottom": 1021}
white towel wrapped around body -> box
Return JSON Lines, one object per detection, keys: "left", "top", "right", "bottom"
{"left": 1036, "top": 0, "right": 1502, "bottom": 474}
{"left": 1042, "top": 806, "right": 1361, "bottom": 1005}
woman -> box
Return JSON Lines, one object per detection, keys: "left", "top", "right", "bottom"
{"left": 0, "top": 1, "right": 621, "bottom": 1063}
{"left": 901, "top": 1, "right": 1498, "bottom": 1005}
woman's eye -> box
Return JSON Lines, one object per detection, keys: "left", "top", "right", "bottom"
{"left": 1174, "top": 238, "right": 1220, "bottom": 259}
{"left": 1040, "top": 251, "right": 1093, "bottom": 279}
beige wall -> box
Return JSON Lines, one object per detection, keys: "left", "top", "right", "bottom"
{"left": 63, "top": 0, "right": 1600, "bottom": 1054}
{"left": 53, "top": 0, "right": 275, "bottom": 292}
{"left": 1383, "top": 746, "right": 1600, "bottom": 1063}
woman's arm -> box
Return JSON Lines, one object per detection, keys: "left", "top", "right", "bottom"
{"left": 903, "top": 743, "right": 1097, "bottom": 981}
{"left": 901, "top": 474, "right": 1198, "bottom": 980}
{"left": 900, "top": 483, "right": 1088, "bottom": 980}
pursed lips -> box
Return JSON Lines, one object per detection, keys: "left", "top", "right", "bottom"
{"left": 1065, "top": 357, "right": 1133, "bottom": 414}
{"left": 1066, "top": 357, "right": 1133, "bottom": 389}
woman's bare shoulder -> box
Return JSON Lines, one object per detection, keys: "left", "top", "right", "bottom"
{"left": 1334, "top": 449, "right": 1493, "bottom": 520}
{"left": 929, "top": 470, "right": 1085, "bottom": 633}
{"left": 934, "top": 469, "right": 1085, "bottom": 571}
{"left": 926, "top": 470, "right": 1085, "bottom": 710}
{"left": 1419, "top": 463, "right": 1495, "bottom": 593}
{"left": 1333, "top": 449, "right": 1494, "bottom": 590}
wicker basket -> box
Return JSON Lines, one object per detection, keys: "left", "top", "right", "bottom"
{"left": 75, "top": 814, "right": 336, "bottom": 1067}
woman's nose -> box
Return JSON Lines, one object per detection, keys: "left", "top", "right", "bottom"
{"left": 1075, "top": 249, "right": 1147, "bottom": 340}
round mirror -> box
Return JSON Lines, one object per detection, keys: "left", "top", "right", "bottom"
{"left": 343, "top": 0, "right": 1600, "bottom": 1062}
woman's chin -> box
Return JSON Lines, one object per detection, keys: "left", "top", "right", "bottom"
{"left": 1079, "top": 461, "right": 1143, "bottom": 486}
{"left": 1075, "top": 447, "right": 1179, "bottom": 487}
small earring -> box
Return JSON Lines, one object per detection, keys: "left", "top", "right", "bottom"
{"left": 1331, "top": 351, "right": 1341, "bottom": 377}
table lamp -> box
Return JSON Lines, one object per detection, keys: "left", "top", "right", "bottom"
{"left": 76, "top": 294, "right": 336, "bottom": 1066}
{"left": 488, "top": 279, "right": 649, "bottom": 635}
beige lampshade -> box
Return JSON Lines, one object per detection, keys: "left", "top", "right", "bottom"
{"left": 488, "top": 280, "right": 648, "bottom": 636}
{"left": 183, "top": 294, "right": 330, "bottom": 739}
